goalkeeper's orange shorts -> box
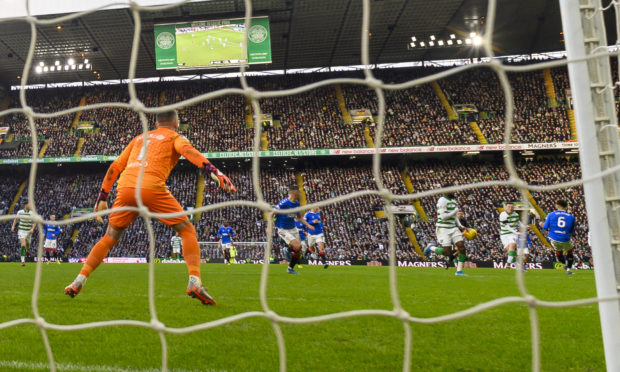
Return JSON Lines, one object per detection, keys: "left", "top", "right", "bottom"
{"left": 108, "top": 187, "right": 188, "bottom": 229}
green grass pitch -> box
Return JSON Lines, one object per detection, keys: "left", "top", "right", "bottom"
{"left": 176, "top": 26, "right": 245, "bottom": 68}
{"left": 0, "top": 263, "right": 604, "bottom": 371}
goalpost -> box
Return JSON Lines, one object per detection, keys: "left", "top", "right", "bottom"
{"left": 559, "top": 0, "right": 620, "bottom": 369}
{"left": 0, "top": 0, "right": 619, "bottom": 371}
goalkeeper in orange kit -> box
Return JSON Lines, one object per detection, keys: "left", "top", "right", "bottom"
{"left": 64, "top": 110, "right": 235, "bottom": 305}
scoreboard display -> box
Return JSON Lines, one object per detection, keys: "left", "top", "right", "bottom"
{"left": 154, "top": 16, "right": 271, "bottom": 69}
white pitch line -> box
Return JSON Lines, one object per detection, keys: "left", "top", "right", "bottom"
{"left": 0, "top": 360, "right": 227, "bottom": 372}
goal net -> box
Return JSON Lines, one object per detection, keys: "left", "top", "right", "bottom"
{"left": 0, "top": 0, "right": 619, "bottom": 371}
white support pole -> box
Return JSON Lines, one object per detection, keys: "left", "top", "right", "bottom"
{"left": 559, "top": 1, "right": 620, "bottom": 370}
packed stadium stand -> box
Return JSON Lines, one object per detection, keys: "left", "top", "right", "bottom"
{"left": 0, "top": 158, "right": 590, "bottom": 266}
{"left": 0, "top": 66, "right": 578, "bottom": 159}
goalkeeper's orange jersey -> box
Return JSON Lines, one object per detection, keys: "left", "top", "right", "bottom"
{"left": 101, "top": 127, "right": 210, "bottom": 192}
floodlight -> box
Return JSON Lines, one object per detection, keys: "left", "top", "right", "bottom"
{"left": 438, "top": 40, "right": 444, "bottom": 46}
{"left": 473, "top": 36, "right": 483, "bottom": 46}
{"left": 35, "top": 66, "right": 42, "bottom": 73}
{"left": 429, "top": 41, "right": 434, "bottom": 46}
{"left": 55, "top": 60, "right": 60, "bottom": 66}
{"left": 450, "top": 34, "right": 456, "bottom": 39}
{"left": 430, "top": 35, "right": 435, "bottom": 40}
{"left": 465, "top": 38, "right": 472, "bottom": 45}
{"left": 68, "top": 58, "right": 75, "bottom": 65}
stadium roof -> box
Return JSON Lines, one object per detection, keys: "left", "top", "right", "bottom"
{"left": 0, "top": 0, "right": 613, "bottom": 86}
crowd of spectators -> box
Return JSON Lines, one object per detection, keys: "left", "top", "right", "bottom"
{"left": 0, "top": 66, "right": 582, "bottom": 160}
{"left": 253, "top": 74, "right": 363, "bottom": 149}
{"left": 79, "top": 86, "right": 143, "bottom": 155}
{"left": 442, "top": 68, "right": 572, "bottom": 144}
{"left": 342, "top": 68, "right": 478, "bottom": 146}
{"left": 0, "top": 157, "right": 592, "bottom": 265}
{"left": 0, "top": 89, "right": 80, "bottom": 158}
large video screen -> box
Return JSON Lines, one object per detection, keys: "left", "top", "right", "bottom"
{"left": 154, "top": 17, "right": 271, "bottom": 69}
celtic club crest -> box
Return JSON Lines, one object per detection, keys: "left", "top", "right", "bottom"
{"left": 156, "top": 32, "right": 175, "bottom": 49}
{"left": 248, "top": 25, "right": 268, "bottom": 43}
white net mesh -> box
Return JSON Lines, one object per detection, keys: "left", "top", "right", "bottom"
{"left": 0, "top": 0, "right": 620, "bottom": 371}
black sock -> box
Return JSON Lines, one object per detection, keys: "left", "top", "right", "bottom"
{"left": 556, "top": 251, "right": 565, "bottom": 263}
{"left": 289, "top": 253, "right": 298, "bottom": 269}
{"left": 46, "top": 251, "right": 50, "bottom": 262}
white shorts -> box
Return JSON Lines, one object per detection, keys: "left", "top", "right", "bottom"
{"left": 550, "top": 239, "right": 572, "bottom": 252}
{"left": 17, "top": 230, "right": 32, "bottom": 242}
{"left": 436, "top": 227, "right": 463, "bottom": 247}
{"left": 517, "top": 247, "right": 530, "bottom": 255}
{"left": 501, "top": 234, "right": 517, "bottom": 249}
{"left": 221, "top": 243, "right": 232, "bottom": 250}
{"left": 277, "top": 228, "right": 300, "bottom": 245}
{"left": 308, "top": 233, "right": 325, "bottom": 247}
{"left": 172, "top": 247, "right": 181, "bottom": 254}
{"left": 44, "top": 239, "right": 57, "bottom": 249}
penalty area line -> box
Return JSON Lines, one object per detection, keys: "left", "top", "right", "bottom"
{"left": 0, "top": 360, "right": 224, "bottom": 372}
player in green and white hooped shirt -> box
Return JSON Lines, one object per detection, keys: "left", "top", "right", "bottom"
{"left": 499, "top": 202, "right": 528, "bottom": 266}
{"left": 423, "top": 186, "right": 469, "bottom": 276}
{"left": 171, "top": 232, "right": 182, "bottom": 260}
{"left": 11, "top": 203, "right": 35, "bottom": 266}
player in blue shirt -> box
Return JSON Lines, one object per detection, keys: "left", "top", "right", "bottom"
{"left": 540, "top": 200, "right": 576, "bottom": 274}
{"left": 305, "top": 208, "right": 328, "bottom": 268}
{"left": 217, "top": 221, "right": 235, "bottom": 265}
{"left": 270, "top": 185, "right": 314, "bottom": 274}
{"left": 43, "top": 215, "right": 62, "bottom": 264}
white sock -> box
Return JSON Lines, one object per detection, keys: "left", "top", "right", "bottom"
{"left": 507, "top": 256, "right": 515, "bottom": 264}
{"left": 457, "top": 261, "right": 464, "bottom": 271}
{"left": 189, "top": 275, "right": 201, "bottom": 286}
{"left": 75, "top": 274, "right": 87, "bottom": 284}
{"left": 21, "top": 256, "right": 25, "bottom": 263}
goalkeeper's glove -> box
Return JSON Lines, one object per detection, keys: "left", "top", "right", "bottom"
{"left": 94, "top": 189, "right": 109, "bottom": 223}
{"left": 204, "top": 163, "right": 236, "bottom": 193}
